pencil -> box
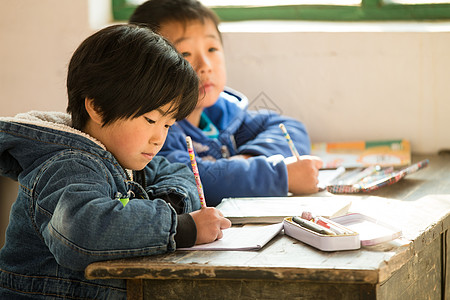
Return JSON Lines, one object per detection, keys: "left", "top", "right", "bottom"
{"left": 279, "top": 123, "right": 301, "bottom": 160}
{"left": 186, "top": 136, "right": 207, "bottom": 208}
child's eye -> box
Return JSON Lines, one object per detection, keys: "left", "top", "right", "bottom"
{"left": 208, "top": 47, "right": 218, "bottom": 53}
{"left": 181, "top": 52, "right": 190, "bottom": 58}
{"left": 145, "top": 117, "right": 155, "bottom": 124}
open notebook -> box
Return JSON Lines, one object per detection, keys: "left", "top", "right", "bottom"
{"left": 216, "top": 196, "right": 354, "bottom": 225}
{"left": 318, "top": 167, "right": 346, "bottom": 189}
{"left": 178, "top": 223, "right": 284, "bottom": 251}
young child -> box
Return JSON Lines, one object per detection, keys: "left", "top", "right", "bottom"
{"left": 130, "top": 0, "right": 323, "bottom": 206}
{"left": 0, "top": 24, "right": 230, "bottom": 299}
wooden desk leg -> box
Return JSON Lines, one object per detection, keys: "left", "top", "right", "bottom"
{"left": 127, "top": 279, "right": 143, "bottom": 300}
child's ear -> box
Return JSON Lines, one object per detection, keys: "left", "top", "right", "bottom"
{"left": 85, "top": 98, "right": 103, "bottom": 125}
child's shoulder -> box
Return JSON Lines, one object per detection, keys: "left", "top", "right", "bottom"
{"left": 221, "top": 87, "right": 248, "bottom": 110}
{"left": 205, "top": 87, "right": 248, "bottom": 117}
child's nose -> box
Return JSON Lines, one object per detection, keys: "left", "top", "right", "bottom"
{"left": 196, "top": 53, "right": 212, "bottom": 74}
{"left": 150, "top": 126, "right": 167, "bottom": 146}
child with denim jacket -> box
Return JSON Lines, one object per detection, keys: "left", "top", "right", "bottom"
{"left": 0, "top": 24, "right": 231, "bottom": 299}
{"left": 130, "top": 0, "right": 323, "bottom": 206}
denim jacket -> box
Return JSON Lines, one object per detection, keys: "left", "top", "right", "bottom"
{"left": 159, "top": 87, "right": 311, "bottom": 206}
{"left": 0, "top": 111, "right": 201, "bottom": 299}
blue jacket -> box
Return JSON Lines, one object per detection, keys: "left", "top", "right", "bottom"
{"left": 0, "top": 111, "right": 201, "bottom": 299}
{"left": 159, "top": 87, "right": 311, "bottom": 206}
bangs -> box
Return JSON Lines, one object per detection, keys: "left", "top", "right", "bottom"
{"left": 129, "top": 55, "right": 198, "bottom": 122}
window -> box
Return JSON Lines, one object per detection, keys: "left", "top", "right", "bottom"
{"left": 113, "top": 0, "right": 450, "bottom": 21}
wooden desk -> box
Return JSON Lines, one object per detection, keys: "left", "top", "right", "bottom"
{"left": 85, "top": 154, "right": 450, "bottom": 300}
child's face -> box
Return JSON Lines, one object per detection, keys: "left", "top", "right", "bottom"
{"left": 97, "top": 103, "right": 176, "bottom": 170}
{"left": 159, "top": 19, "right": 226, "bottom": 109}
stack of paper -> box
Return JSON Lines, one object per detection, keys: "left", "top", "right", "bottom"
{"left": 216, "top": 196, "right": 353, "bottom": 224}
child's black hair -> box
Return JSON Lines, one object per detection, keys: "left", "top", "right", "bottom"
{"left": 129, "top": 0, "right": 221, "bottom": 40}
{"left": 66, "top": 24, "right": 198, "bottom": 130}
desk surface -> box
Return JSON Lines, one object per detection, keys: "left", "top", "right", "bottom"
{"left": 85, "top": 154, "right": 450, "bottom": 299}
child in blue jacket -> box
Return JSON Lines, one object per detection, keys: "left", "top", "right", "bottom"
{"left": 0, "top": 24, "right": 230, "bottom": 299}
{"left": 130, "top": 0, "right": 323, "bottom": 206}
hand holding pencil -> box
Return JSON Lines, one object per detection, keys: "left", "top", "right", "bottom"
{"left": 279, "top": 124, "right": 323, "bottom": 194}
{"left": 186, "top": 136, "right": 231, "bottom": 245}
{"left": 279, "top": 123, "right": 301, "bottom": 160}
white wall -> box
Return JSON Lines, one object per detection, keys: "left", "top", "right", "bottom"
{"left": 1, "top": 2, "right": 450, "bottom": 246}
{"left": 1, "top": 4, "right": 449, "bottom": 154}
{"left": 221, "top": 21, "right": 450, "bottom": 154}
{"left": 0, "top": 0, "right": 97, "bottom": 248}
{"left": 0, "top": 0, "right": 96, "bottom": 115}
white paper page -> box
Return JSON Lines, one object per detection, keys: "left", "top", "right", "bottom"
{"left": 318, "top": 166, "right": 346, "bottom": 188}
{"left": 178, "top": 223, "right": 283, "bottom": 251}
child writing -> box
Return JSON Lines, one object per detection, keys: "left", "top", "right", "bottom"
{"left": 130, "top": 0, "right": 324, "bottom": 206}
{"left": 0, "top": 24, "right": 230, "bottom": 299}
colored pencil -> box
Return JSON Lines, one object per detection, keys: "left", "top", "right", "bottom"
{"left": 327, "top": 159, "right": 429, "bottom": 194}
{"left": 279, "top": 123, "right": 301, "bottom": 160}
{"left": 186, "top": 136, "right": 207, "bottom": 208}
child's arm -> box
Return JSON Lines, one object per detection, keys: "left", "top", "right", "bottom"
{"left": 233, "top": 110, "right": 322, "bottom": 194}
{"left": 144, "top": 156, "right": 230, "bottom": 245}
{"left": 228, "top": 154, "right": 324, "bottom": 195}
{"left": 159, "top": 121, "right": 312, "bottom": 206}
{"left": 161, "top": 140, "right": 290, "bottom": 206}
{"left": 32, "top": 153, "right": 215, "bottom": 271}
{"left": 234, "top": 110, "right": 311, "bottom": 157}
{"left": 143, "top": 156, "right": 202, "bottom": 213}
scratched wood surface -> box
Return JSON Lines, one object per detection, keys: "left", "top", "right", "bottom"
{"left": 85, "top": 154, "right": 450, "bottom": 300}
{"left": 141, "top": 279, "right": 377, "bottom": 300}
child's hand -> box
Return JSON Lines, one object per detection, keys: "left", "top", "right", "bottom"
{"left": 189, "top": 207, "right": 232, "bottom": 245}
{"left": 284, "top": 155, "right": 323, "bottom": 195}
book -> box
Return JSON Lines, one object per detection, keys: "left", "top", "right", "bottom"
{"left": 178, "top": 223, "right": 283, "bottom": 251}
{"left": 216, "top": 196, "right": 354, "bottom": 225}
{"left": 311, "top": 139, "right": 411, "bottom": 168}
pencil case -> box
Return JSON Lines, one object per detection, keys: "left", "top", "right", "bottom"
{"left": 283, "top": 213, "right": 402, "bottom": 251}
